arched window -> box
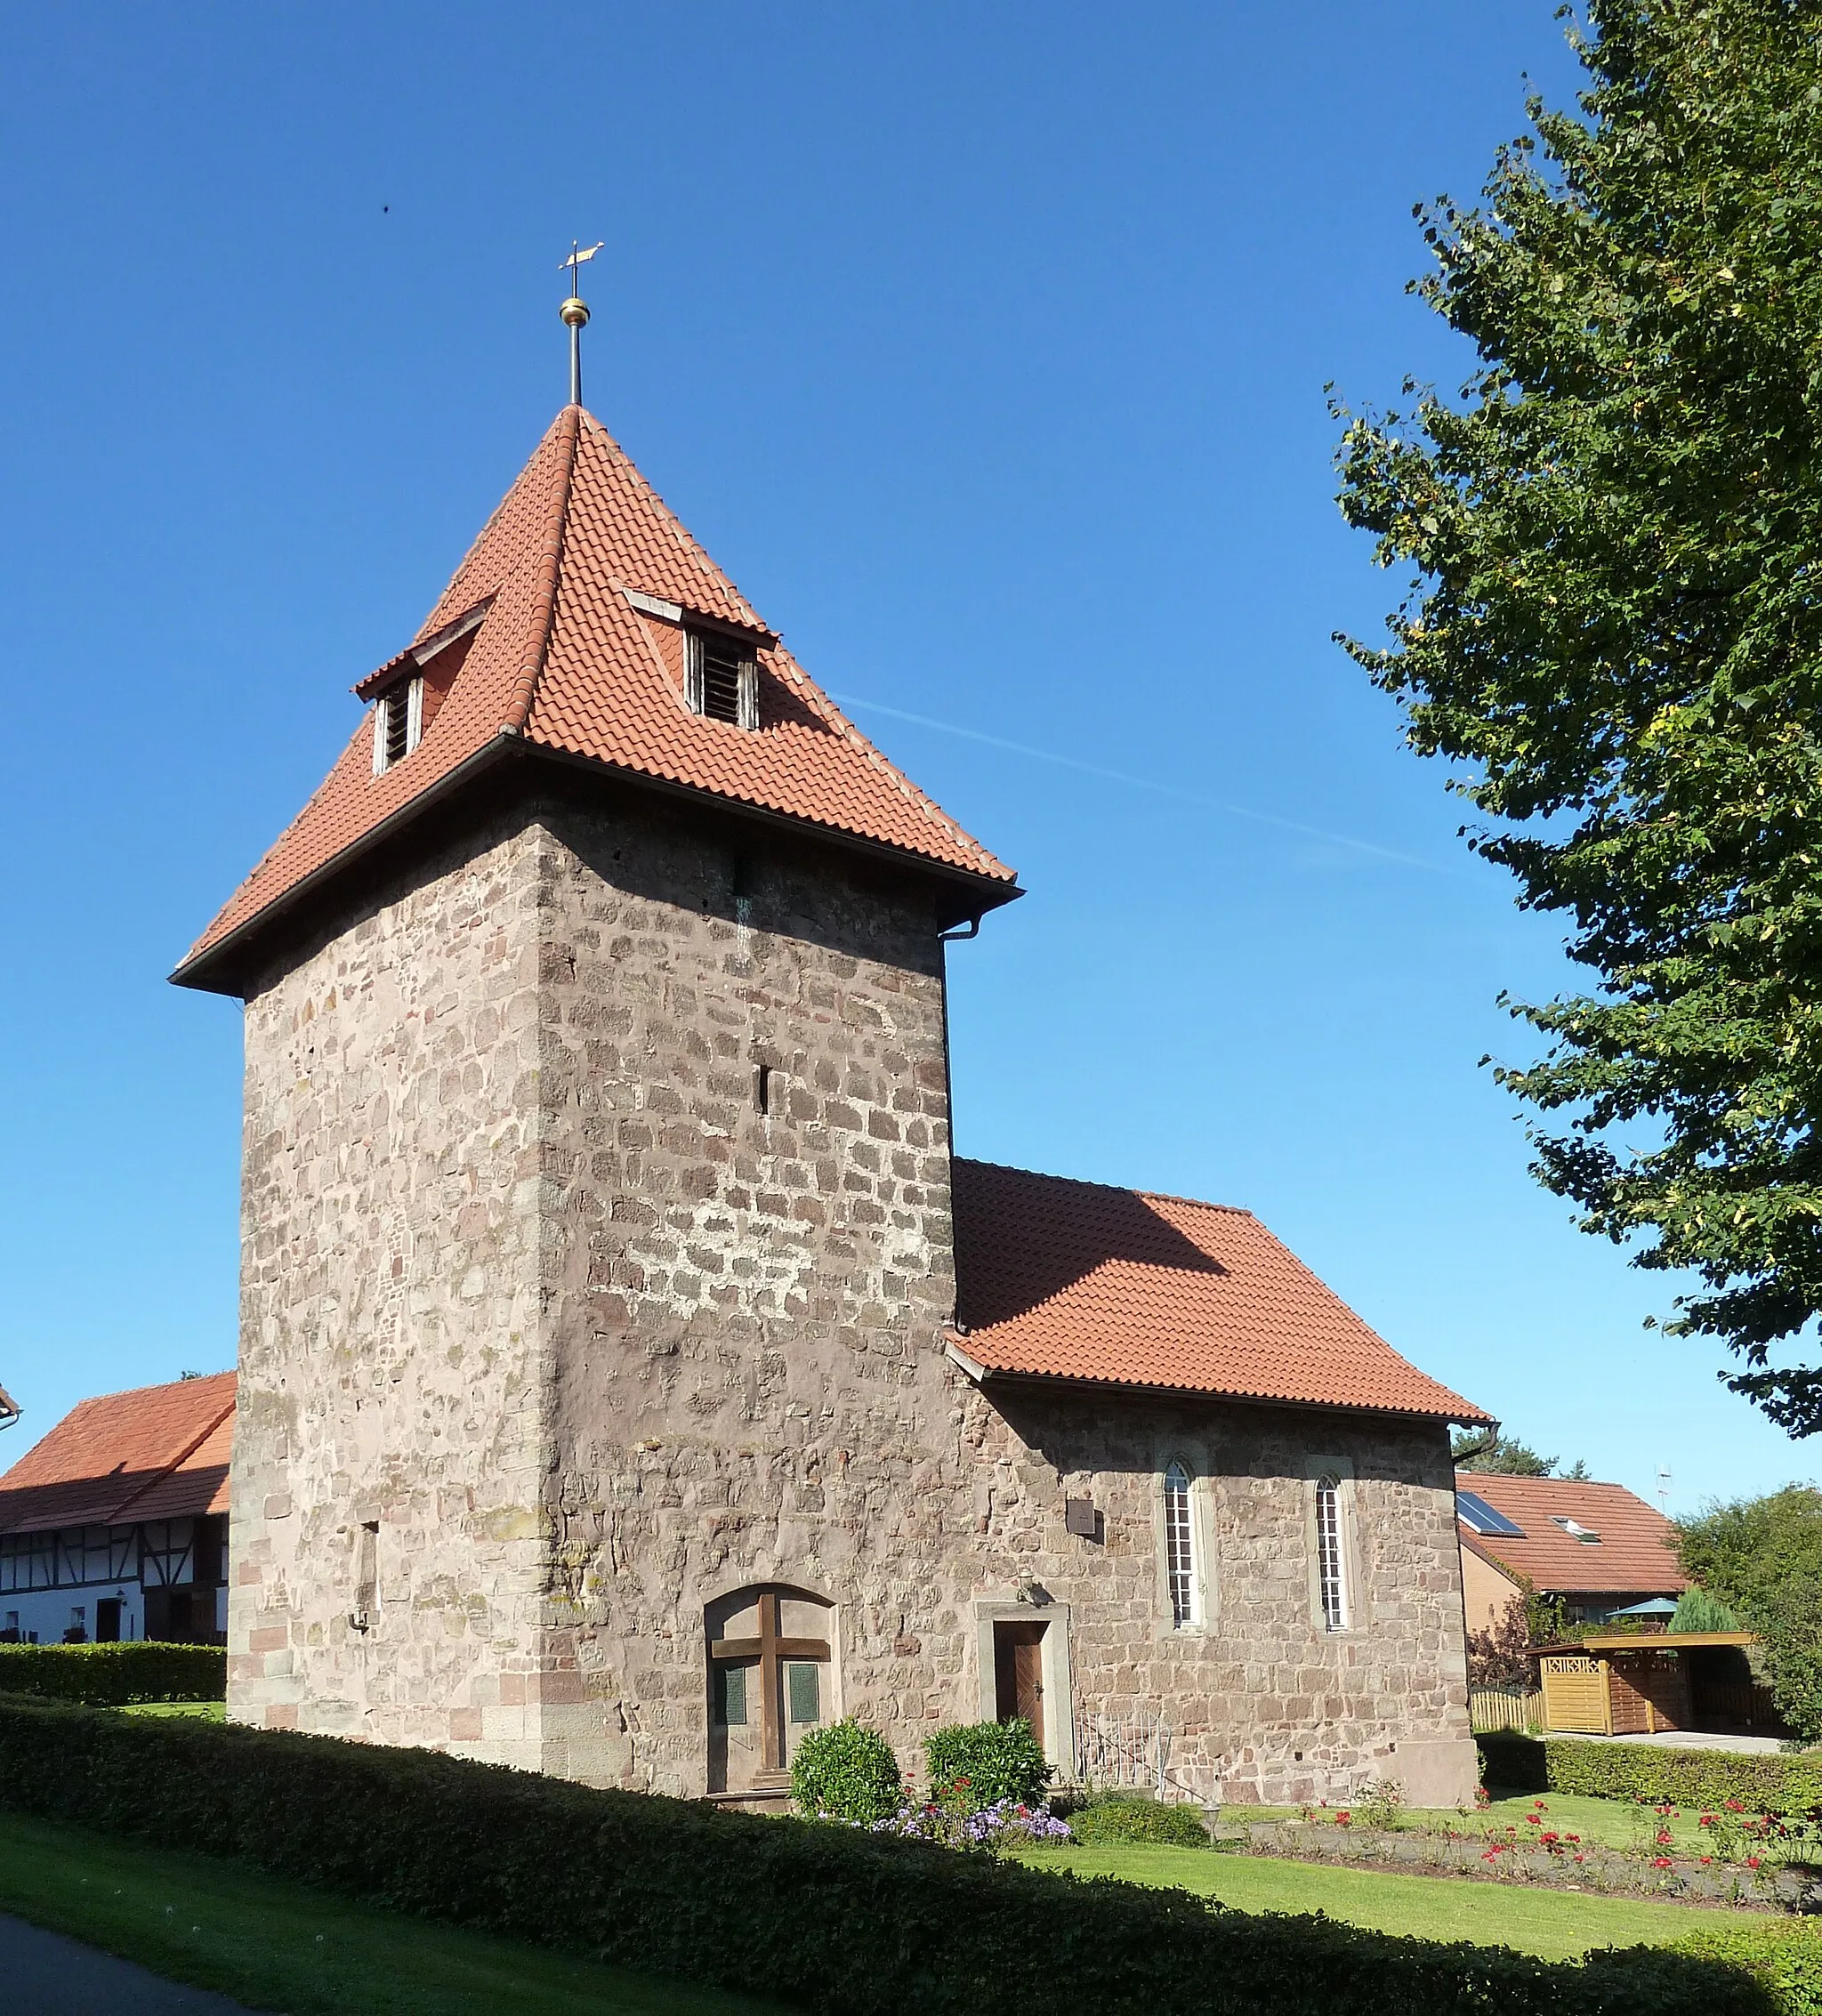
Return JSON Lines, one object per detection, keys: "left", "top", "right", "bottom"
{"left": 1315, "top": 1476, "right": 1348, "bottom": 1633}
{"left": 1163, "top": 1460, "right": 1198, "bottom": 1628}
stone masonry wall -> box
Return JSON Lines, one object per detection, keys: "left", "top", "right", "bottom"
{"left": 230, "top": 779, "right": 1476, "bottom": 1805}
{"left": 528, "top": 794, "right": 1477, "bottom": 1807}
{"left": 230, "top": 811, "right": 557, "bottom": 1766}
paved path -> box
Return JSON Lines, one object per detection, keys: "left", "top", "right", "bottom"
{"left": 1, "top": 1915, "right": 257, "bottom": 2013}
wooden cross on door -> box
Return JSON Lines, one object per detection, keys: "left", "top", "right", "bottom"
{"left": 711, "top": 1591, "right": 830, "bottom": 1775}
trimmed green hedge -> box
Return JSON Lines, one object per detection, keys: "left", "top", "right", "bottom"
{"left": 0, "top": 1697, "right": 1778, "bottom": 2014}
{"left": 1674, "top": 1923, "right": 1822, "bottom": 2016}
{"left": 1067, "top": 1794, "right": 1212, "bottom": 1849}
{"left": 0, "top": 1643, "right": 225, "bottom": 1706}
{"left": 1479, "top": 1732, "right": 1822, "bottom": 1814}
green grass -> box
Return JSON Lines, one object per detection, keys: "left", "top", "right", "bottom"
{"left": 0, "top": 1810, "right": 794, "bottom": 2016}
{"left": 1020, "top": 1844, "right": 1736, "bottom": 1964}
{"left": 116, "top": 1700, "right": 226, "bottom": 1721}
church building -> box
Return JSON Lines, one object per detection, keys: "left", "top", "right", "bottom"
{"left": 175, "top": 324, "right": 1489, "bottom": 1809}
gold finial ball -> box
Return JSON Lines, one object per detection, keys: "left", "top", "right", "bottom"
{"left": 560, "top": 295, "right": 591, "bottom": 328}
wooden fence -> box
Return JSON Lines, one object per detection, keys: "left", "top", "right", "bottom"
{"left": 1470, "top": 1686, "right": 1544, "bottom": 1735}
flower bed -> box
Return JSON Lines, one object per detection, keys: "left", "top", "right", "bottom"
{"left": 1238, "top": 1802, "right": 1822, "bottom": 1914}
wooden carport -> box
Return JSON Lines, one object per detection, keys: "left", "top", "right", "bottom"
{"left": 1528, "top": 1632, "right": 1760, "bottom": 1737}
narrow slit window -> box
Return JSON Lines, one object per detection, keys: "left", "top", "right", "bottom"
{"left": 1163, "top": 1460, "right": 1197, "bottom": 1627}
{"left": 1315, "top": 1477, "right": 1348, "bottom": 1633}
{"left": 755, "top": 1062, "right": 773, "bottom": 1116}
{"left": 686, "top": 631, "right": 758, "bottom": 729}
{"left": 373, "top": 675, "right": 424, "bottom": 774}
{"left": 351, "top": 1520, "right": 378, "bottom": 1632}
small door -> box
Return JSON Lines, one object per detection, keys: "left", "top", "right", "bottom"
{"left": 93, "top": 1599, "right": 122, "bottom": 1644}
{"left": 994, "top": 1620, "right": 1046, "bottom": 1746}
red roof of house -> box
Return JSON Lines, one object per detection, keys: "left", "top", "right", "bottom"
{"left": 0, "top": 1373, "right": 235, "bottom": 1536}
{"left": 1455, "top": 1472, "right": 1689, "bottom": 1598}
{"left": 950, "top": 1160, "right": 1490, "bottom": 1422}
{"left": 178, "top": 406, "right": 1015, "bottom": 983}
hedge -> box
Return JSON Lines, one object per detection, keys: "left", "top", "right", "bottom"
{"left": 1674, "top": 1923, "right": 1822, "bottom": 2016}
{"left": 1479, "top": 1732, "right": 1822, "bottom": 1815}
{"left": 0, "top": 1642, "right": 225, "bottom": 1706}
{"left": 1066, "top": 1794, "right": 1213, "bottom": 1850}
{"left": 0, "top": 1697, "right": 1778, "bottom": 2015}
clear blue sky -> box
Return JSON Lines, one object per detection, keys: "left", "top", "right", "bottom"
{"left": 0, "top": 3, "right": 1802, "bottom": 1511}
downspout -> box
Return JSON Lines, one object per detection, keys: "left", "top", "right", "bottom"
{"left": 936, "top": 916, "right": 980, "bottom": 1326}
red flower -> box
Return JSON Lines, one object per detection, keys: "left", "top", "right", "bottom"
{"left": 1527, "top": 1814, "right": 1543, "bottom": 1826}
{"left": 1540, "top": 1832, "right": 1560, "bottom": 1844}
{"left": 1699, "top": 1814, "right": 1715, "bottom": 1827}
{"left": 1534, "top": 1799, "right": 1548, "bottom": 1810}
{"left": 1748, "top": 1856, "right": 1762, "bottom": 1869}
{"left": 1701, "top": 1857, "right": 1713, "bottom": 1865}
{"left": 1652, "top": 1857, "right": 1673, "bottom": 1869}
{"left": 1566, "top": 1835, "right": 1580, "bottom": 1845}
{"left": 1573, "top": 1854, "right": 1585, "bottom": 1865}
{"left": 1727, "top": 1798, "right": 1745, "bottom": 1812}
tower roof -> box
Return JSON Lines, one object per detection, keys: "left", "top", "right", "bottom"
{"left": 176, "top": 406, "right": 1017, "bottom": 989}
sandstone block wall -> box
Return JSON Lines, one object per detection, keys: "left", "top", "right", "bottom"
{"left": 229, "top": 780, "right": 1476, "bottom": 1807}
{"left": 230, "top": 811, "right": 557, "bottom": 1766}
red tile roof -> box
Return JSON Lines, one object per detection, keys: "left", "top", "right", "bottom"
{"left": 1455, "top": 1472, "right": 1689, "bottom": 1598}
{"left": 0, "top": 1373, "right": 234, "bottom": 1536}
{"left": 950, "top": 1160, "right": 1490, "bottom": 1422}
{"left": 178, "top": 406, "right": 1015, "bottom": 983}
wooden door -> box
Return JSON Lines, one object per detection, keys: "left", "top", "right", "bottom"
{"left": 994, "top": 1621, "right": 1046, "bottom": 1746}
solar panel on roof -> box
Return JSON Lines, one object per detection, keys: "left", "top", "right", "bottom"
{"left": 1456, "top": 1489, "right": 1526, "bottom": 1539}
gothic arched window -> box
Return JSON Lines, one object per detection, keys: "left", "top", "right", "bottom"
{"left": 1162, "top": 1460, "right": 1198, "bottom": 1628}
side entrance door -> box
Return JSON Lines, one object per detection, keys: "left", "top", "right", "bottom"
{"left": 993, "top": 1620, "right": 1047, "bottom": 1747}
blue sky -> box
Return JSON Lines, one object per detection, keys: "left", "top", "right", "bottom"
{"left": 0, "top": 3, "right": 1802, "bottom": 1510}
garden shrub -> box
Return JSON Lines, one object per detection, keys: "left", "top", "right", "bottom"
{"left": 791, "top": 1718, "right": 902, "bottom": 1824}
{"left": 0, "top": 1695, "right": 1776, "bottom": 2014}
{"left": 1672, "top": 1920, "right": 1822, "bottom": 2016}
{"left": 1479, "top": 1734, "right": 1822, "bottom": 1816}
{"left": 0, "top": 1641, "right": 224, "bottom": 1706}
{"left": 923, "top": 1718, "right": 1052, "bottom": 1809}
{"left": 1067, "top": 1793, "right": 1210, "bottom": 1849}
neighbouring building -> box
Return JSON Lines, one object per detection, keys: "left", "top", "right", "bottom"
{"left": 1455, "top": 1472, "right": 1688, "bottom": 1634}
{"left": 172, "top": 367, "right": 1493, "bottom": 1808}
{"left": 0, "top": 1373, "right": 234, "bottom": 1646}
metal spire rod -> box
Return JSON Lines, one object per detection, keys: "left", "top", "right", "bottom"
{"left": 560, "top": 240, "right": 602, "bottom": 408}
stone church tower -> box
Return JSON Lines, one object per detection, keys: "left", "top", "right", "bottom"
{"left": 180, "top": 384, "right": 1486, "bottom": 1808}
{"left": 178, "top": 394, "right": 1025, "bottom": 1787}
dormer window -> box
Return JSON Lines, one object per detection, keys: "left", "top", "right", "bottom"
{"left": 1551, "top": 1515, "right": 1602, "bottom": 1544}
{"left": 686, "top": 629, "right": 759, "bottom": 730}
{"left": 373, "top": 674, "right": 423, "bottom": 775}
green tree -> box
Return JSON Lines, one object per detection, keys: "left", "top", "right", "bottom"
{"left": 1335, "top": 0, "right": 1822, "bottom": 1432}
{"left": 1676, "top": 1485, "right": 1822, "bottom": 1616}
{"left": 1452, "top": 1429, "right": 1589, "bottom": 1478}
{"left": 1677, "top": 1486, "right": 1822, "bottom": 1736}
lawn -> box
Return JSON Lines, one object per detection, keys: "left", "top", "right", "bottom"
{"left": 0, "top": 1810, "right": 794, "bottom": 2016}
{"left": 1020, "top": 1844, "right": 1734, "bottom": 1964}
{"left": 117, "top": 1700, "right": 226, "bottom": 1721}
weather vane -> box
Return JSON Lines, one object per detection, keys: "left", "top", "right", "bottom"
{"left": 560, "top": 240, "right": 603, "bottom": 407}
